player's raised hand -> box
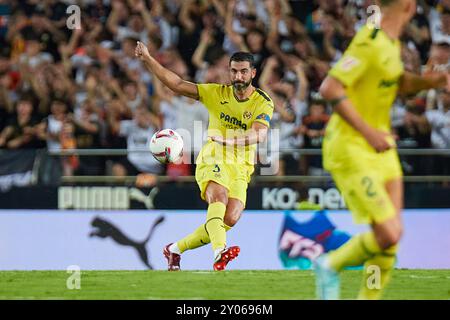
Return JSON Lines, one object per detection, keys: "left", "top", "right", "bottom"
{"left": 135, "top": 41, "right": 150, "bottom": 61}
{"left": 364, "top": 127, "right": 394, "bottom": 153}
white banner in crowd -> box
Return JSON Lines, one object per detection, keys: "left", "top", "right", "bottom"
{"left": 0, "top": 210, "right": 448, "bottom": 270}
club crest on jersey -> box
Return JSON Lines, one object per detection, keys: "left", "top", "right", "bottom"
{"left": 340, "top": 56, "right": 360, "bottom": 71}
{"left": 243, "top": 111, "right": 252, "bottom": 120}
{"left": 220, "top": 112, "right": 247, "bottom": 130}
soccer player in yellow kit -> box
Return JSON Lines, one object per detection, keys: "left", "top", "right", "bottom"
{"left": 135, "top": 44, "right": 273, "bottom": 271}
{"left": 315, "top": 0, "right": 449, "bottom": 299}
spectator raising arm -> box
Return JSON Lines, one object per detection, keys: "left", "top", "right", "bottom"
{"left": 179, "top": 0, "right": 196, "bottom": 34}
{"left": 225, "top": 0, "right": 250, "bottom": 52}
{"left": 132, "top": 0, "right": 158, "bottom": 36}
{"left": 288, "top": 56, "right": 309, "bottom": 102}
{"left": 106, "top": 0, "right": 125, "bottom": 37}
{"left": 192, "top": 29, "right": 213, "bottom": 70}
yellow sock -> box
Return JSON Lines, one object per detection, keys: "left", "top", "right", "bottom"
{"left": 328, "top": 232, "right": 383, "bottom": 271}
{"left": 205, "top": 202, "right": 227, "bottom": 250}
{"left": 177, "top": 223, "right": 232, "bottom": 253}
{"left": 357, "top": 245, "right": 397, "bottom": 300}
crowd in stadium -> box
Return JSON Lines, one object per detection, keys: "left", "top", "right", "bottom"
{"left": 0, "top": 0, "right": 448, "bottom": 180}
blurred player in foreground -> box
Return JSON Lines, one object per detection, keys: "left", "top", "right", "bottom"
{"left": 135, "top": 43, "right": 273, "bottom": 271}
{"left": 316, "top": 0, "right": 449, "bottom": 299}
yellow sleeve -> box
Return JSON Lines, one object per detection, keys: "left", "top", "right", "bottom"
{"left": 328, "top": 35, "right": 373, "bottom": 88}
{"left": 196, "top": 83, "right": 222, "bottom": 111}
{"left": 253, "top": 98, "right": 274, "bottom": 128}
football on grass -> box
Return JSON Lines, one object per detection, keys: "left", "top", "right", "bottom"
{"left": 150, "top": 129, "right": 184, "bottom": 164}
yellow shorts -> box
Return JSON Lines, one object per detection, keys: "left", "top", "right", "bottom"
{"left": 330, "top": 149, "right": 403, "bottom": 225}
{"left": 195, "top": 163, "right": 254, "bottom": 206}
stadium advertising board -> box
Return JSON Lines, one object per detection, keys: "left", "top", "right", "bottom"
{"left": 0, "top": 150, "right": 37, "bottom": 192}
{"left": 0, "top": 209, "right": 448, "bottom": 270}
{"left": 0, "top": 185, "right": 450, "bottom": 209}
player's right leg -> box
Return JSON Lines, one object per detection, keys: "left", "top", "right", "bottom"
{"left": 357, "top": 177, "right": 403, "bottom": 299}
{"left": 315, "top": 169, "right": 401, "bottom": 299}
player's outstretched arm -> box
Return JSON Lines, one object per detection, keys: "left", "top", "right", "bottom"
{"left": 135, "top": 41, "right": 199, "bottom": 100}
{"left": 399, "top": 71, "right": 449, "bottom": 96}
{"left": 320, "top": 76, "right": 393, "bottom": 153}
{"left": 209, "top": 122, "right": 269, "bottom": 147}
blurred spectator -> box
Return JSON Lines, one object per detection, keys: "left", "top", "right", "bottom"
{"left": 69, "top": 99, "right": 104, "bottom": 176}
{"left": 426, "top": 91, "right": 450, "bottom": 177}
{"left": 429, "top": 0, "right": 450, "bottom": 45}
{"left": 109, "top": 105, "right": 162, "bottom": 176}
{"left": 0, "top": 97, "right": 45, "bottom": 149}
{"left": 393, "top": 96, "right": 433, "bottom": 175}
{"left": 0, "top": 0, "right": 446, "bottom": 181}
{"left": 299, "top": 95, "right": 330, "bottom": 175}
{"left": 259, "top": 55, "right": 306, "bottom": 175}
{"left": 45, "top": 99, "right": 68, "bottom": 152}
{"left": 38, "top": 99, "right": 68, "bottom": 184}
{"left": 403, "top": 2, "right": 431, "bottom": 64}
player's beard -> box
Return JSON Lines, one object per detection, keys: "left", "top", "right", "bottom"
{"left": 232, "top": 79, "right": 252, "bottom": 92}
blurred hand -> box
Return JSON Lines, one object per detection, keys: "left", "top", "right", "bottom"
{"left": 364, "top": 127, "right": 395, "bottom": 153}
{"left": 135, "top": 41, "right": 151, "bottom": 61}
{"left": 227, "top": 0, "right": 236, "bottom": 12}
{"left": 134, "top": 0, "right": 146, "bottom": 12}
{"left": 200, "top": 29, "right": 213, "bottom": 44}
{"left": 136, "top": 173, "right": 157, "bottom": 188}
{"left": 111, "top": 0, "right": 125, "bottom": 12}
{"left": 41, "top": 17, "right": 54, "bottom": 30}
{"left": 85, "top": 76, "right": 97, "bottom": 91}
{"left": 22, "top": 126, "right": 35, "bottom": 136}
{"left": 265, "top": 56, "right": 279, "bottom": 69}
{"left": 286, "top": 55, "right": 305, "bottom": 71}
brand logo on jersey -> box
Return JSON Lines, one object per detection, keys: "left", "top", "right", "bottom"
{"left": 243, "top": 111, "right": 252, "bottom": 120}
{"left": 340, "top": 56, "right": 360, "bottom": 71}
{"left": 220, "top": 112, "right": 247, "bottom": 130}
{"left": 220, "top": 101, "right": 229, "bottom": 105}
{"left": 378, "top": 78, "right": 399, "bottom": 88}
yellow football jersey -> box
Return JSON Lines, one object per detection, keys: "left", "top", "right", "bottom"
{"left": 323, "top": 24, "right": 404, "bottom": 170}
{"left": 196, "top": 84, "right": 274, "bottom": 166}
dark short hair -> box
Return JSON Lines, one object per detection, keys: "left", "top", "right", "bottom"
{"left": 229, "top": 52, "right": 255, "bottom": 68}
{"left": 17, "top": 92, "right": 35, "bottom": 105}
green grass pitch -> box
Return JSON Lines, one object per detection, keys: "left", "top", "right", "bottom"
{"left": 0, "top": 270, "right": 448, "bottom": 300}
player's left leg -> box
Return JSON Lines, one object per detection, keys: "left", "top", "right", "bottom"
{"left": 212, "top": 166, "right": 249, "bottom": 270}
{"left": 212, "top": 198, "right": 244, "bottom": 271}
{"left": 358, "top": 177, "right": 403, "bottom": 300}
{"left": 224, "top": 198, "right": 244, "bottom": 227}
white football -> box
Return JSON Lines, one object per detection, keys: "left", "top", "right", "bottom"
{"left": 150, "top": 129, "right": 184, "bottom": 164}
